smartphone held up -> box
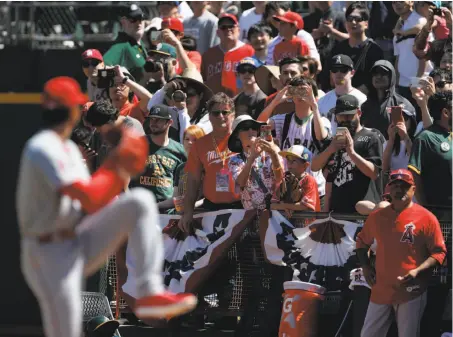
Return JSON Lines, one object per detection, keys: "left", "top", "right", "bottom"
{"left": 260, "top": 125, "right": 273, "bottom": 142}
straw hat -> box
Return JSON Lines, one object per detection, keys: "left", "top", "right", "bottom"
{"left": 255, "top": 65, "right": 280, "bottom": 96}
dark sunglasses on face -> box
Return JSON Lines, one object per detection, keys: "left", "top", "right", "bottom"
{"left": 128, "top": 17, "right": 144, "bottom": 23}
{"left": 82, "top": 59, "right": 100, "bottom": 68}
{"left": 210, "top": 110, "right": 232, "bottom": 117}
{"left": 346, "top": 15, "right": 365, "bottom": 23}
{"left": 220, "top": 24, "right": 236, "bottom": 31}
{"left": 238, "top": 66, "right": 255, "bottom": 74}
{"left": 331, "top": 67, "right": 350, "bottom": 74}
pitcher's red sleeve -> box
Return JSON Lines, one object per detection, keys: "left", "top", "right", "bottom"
{"left": 59, "top": 166, "right": 125, "bottom": 214}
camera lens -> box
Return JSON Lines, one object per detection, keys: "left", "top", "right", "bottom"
{"left": 172, "top": 90, "right": 186, "bottom": 102}
{"left": 144, "top": 60, "right": 162, "bottom": 73}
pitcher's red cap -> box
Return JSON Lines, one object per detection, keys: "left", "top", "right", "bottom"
{"left": 42, "top": 77, "right": 88, "bottom": 109}
{"left": 161, "top": 17, "right": 184, "bottom": 33}
{"left": 273, "top": 11, "right": 304, "bottom": 30}
{"left": 388, "top": 169, "right": 415, "bottom": 186}
{"left": 81, "top": 49, "right": 103, "bottom": 62}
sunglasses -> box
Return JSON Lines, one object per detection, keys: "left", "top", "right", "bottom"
{"left": 82, "top": 59, "right": 101, "bottom": 68}
{"left": 331, "top": 67, "right": 350, "bottom": 74}
{"left": 128, "top": 17, "right": 144, "bottom": 23}
{"left": 346, "top": 15, "right": 365, "bottom": 23}
{"left": 238, "top": 66, "right": 255, "bottom": 74}
{"left": 220, "top": 24, "right": 236, "bottom": 31}
{"left": 210, "top": 110, "right": 233, "bottom": 117}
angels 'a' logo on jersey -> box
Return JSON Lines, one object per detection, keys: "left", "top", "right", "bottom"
{"left": 400, "top": 223, "right": 416, "bottom": 244}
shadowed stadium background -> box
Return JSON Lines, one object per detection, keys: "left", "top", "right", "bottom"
{"left": 0, "top": 46, "right": 113, "bottom": 330}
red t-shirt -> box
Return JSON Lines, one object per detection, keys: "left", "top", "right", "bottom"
{"left": 176, "top": 50, "right": 202, "bottom": 74}
{"left": 299, "top": 173, "right": 320, "bottom": 212}
{"left": 119, "top": 101, "right": 147, "bottom": 125}
{"left": 273, "top": 36, "right": 309, "bottom": 65}
{"left": 356, "top": 203, "right": 446, "bottom": 304}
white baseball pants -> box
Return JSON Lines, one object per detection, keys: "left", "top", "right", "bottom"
{"left": 21, "top": 188, "right": 165, "bottom": 337}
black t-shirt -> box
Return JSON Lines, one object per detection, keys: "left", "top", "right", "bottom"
{"left": 234, "top": 90, "right": 267, "bottom": 119}
{"left": 315, "top": 8, "right": 347, "bottom": 91}
{"left": 331, "top": 39, "right": 384, "bottom": 91}
{"left": 326, "top": 127, "right": 385, "bottom": 213}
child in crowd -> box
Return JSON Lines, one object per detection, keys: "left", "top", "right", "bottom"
{"left": 272, "top": 145, "right": 320, "bottom": 226}
{"left": 272, "top": 12, "right": 309, "bottom": 65}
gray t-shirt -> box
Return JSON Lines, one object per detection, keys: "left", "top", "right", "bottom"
{"left": 16, "top": 130, "right": 90, "bottom": 236}
{"left": 183, "top": 11, "right": 220, "bottom": 55}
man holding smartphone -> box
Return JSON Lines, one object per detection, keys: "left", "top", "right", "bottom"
{"left": 311, "top": 94, "right": 385, "bottom": 213}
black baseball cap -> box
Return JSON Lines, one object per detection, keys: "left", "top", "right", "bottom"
{"left": 147, "top": 104, "right": 172, "bottom": 119}
{"left": 331, "top": 94, "right": 360, "bottom": 115}
{"left": 331, "top": 54, "right": 354, "bottom": 70}
{"left": 121, "top": 4, "right": 145, "bottom": 20}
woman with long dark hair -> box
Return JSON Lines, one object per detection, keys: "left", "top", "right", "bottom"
{"left": 382, "top": 109, "right": 417, "bottom": 173}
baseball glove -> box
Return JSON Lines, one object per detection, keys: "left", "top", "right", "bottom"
{"left": 277, "top": 172, "right": 303, "bottom": 203}
{"left": 103, "top": 126, "right": 148, "bottom": 176}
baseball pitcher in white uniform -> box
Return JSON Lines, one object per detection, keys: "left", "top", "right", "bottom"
{"left": 16, "top": 77, "right": 197, "bottom": 337}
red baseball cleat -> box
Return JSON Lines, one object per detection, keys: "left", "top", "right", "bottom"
{"left": 135, "top": 292, "right": 198, "bottom": 319}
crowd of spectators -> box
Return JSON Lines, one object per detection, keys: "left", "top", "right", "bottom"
{"left": 71, "top": 1, "right": 452, "bottom": 335}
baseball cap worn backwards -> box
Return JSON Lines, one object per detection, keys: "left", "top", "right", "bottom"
{"left": 42, "top": 77, "right": 88, "bottom": 109}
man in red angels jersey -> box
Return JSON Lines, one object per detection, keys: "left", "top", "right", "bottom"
{"left": 201, "top": 14, "right": 254, "bottom": 97}
{"left": 356, "top": 169, "right": 446, "bottom": 337}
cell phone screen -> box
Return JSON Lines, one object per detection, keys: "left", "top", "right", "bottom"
{"left": 390, "top": 106, "right": 404, "bottom": 125}
{"left": 151, "top": 30, "right": 161, "bottom": 42}
{"left": 260, "top": 125, "right": 272, "bottom": 141}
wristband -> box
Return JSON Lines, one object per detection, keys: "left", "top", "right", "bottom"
{"left": 122, "top": 77, "right": 129, "bottom": 84}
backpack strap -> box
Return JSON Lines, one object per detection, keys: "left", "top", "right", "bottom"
{"left": 281, "top": 112, "right": 295, "bottom": 148}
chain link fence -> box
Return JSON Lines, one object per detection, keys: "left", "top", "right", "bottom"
{"left": 2, "top": 2, "right": 158, "bottom": 50}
